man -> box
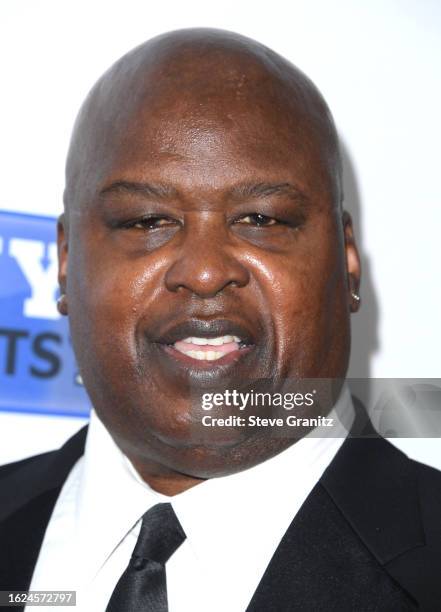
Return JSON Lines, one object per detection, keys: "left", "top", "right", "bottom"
{"left": 1, "top": 28, "right": 440, "bottom": 611}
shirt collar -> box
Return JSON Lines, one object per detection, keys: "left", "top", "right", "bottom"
{"left": 75, "top": 413, "right": 168, "bottom": 583}
{"left": 171, "top": 385, "right": 354, "bottom": 605}
{"left": 75, "top": 385, "right": 354, "bottom": 591}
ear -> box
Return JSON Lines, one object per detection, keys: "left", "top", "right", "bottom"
{"left": 342, "top": 211, "right": 361, "bottom": 312}
{"left": 57, "top": 213, "right": 69, "bottom": 316}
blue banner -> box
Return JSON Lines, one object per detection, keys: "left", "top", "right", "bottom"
{"left": 0, "top": 210, "right": 90, "bottom": 417}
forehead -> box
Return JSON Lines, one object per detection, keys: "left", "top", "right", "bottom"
{"left": 68, "top": 41, "right": 339, "bottom": 209}
{"left": 95, "top": 98, "right": 333, "bottom": 205}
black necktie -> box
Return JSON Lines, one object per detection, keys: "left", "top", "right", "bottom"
{"left": 106, "top": 503, "right": 186, "bottom": 612}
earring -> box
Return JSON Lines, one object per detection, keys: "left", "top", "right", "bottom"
{"left": 350, "top": 290, "right": 361, "bottom": 312}
{"left": 57, "top": 293, "right": 68, "bottom": 315}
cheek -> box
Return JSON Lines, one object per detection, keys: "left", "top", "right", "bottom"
{"left": 247, "top": 233, "right": 347, "bottom": 376}
{"left": 66, "top": 235, "right": 158, "bottom": 373}
{"left": 68, "top": 228, "right": 166, "bottom": 318}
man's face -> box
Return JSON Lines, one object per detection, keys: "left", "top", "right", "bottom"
{"left": 59, "top": 83, "right": 359, "bottom": 480}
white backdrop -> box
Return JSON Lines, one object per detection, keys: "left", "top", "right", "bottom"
{"left": 0, "top": 0, "right": 440, "bottom": 466}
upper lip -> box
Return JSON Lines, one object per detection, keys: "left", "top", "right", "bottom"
{"left": 152, "top": 318, "right": 256, "bottom": 346}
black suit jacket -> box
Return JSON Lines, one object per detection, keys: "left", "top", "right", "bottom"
{"left": 1, "top": 417, "right": 441, "bottom": 611}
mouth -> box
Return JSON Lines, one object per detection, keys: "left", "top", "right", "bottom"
{"left": 153, "top": 318, "right": 255, "bottom": 368}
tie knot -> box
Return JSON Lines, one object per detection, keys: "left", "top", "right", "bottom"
{"left": 133, "top": 503, "right": 186, "bottom": 565}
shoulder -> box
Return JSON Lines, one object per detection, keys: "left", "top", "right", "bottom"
{"left": 322, "top": 434, "right": 441, "bottom": 559}
{"left": 0, "top": 449, "right": 59, "bottom": 480}
{"left": 320, "top": 434, "right": 441, "bottom": 605}
{"left": 365, "top": 437, "right": 441, "bottom": 505}
{"left": 409, "top": 455, "right": 441, "bottom": 525}
{"left": 0, "top": 426, "right": 88, "bottom": 522}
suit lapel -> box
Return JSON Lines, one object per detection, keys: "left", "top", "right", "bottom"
{"left": 0, "top": 426, "right": 88, "bottom": 592}
{"left": 321, "top": 435, "right": 424, "bottom": 565}
{"left": 246, "top": 434, "right": 423, "bottom": 611}
{"left": 246, "top": 482, "right": 417, "bottom": 611}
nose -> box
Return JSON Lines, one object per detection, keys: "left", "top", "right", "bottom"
{"left": 164, "top": 216, "right": 250, "bottom": 298}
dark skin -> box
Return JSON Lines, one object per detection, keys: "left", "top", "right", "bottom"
{"left": 57, "top": 29, "right": 361, "bottom": 495}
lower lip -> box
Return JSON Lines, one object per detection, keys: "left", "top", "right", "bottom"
{"left": 161, "top": 344, "right": 253, "bottom": 368}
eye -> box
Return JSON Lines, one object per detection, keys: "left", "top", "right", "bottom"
{"left": 123, "top": 216, "right": 178, "bottom": 230}
{"left": 235, "top": 213, "right": 278, "bottom": 227}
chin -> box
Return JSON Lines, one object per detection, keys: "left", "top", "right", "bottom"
{"left": 160, "top": 436, "right": 294, "bottom": 480}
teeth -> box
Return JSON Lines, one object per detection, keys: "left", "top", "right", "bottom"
{"left": 181, "top": 335, "right": 241, "bottom": 346}
{"left": 206, "top": 351, "right": 223, "bottom": 360}
{"left": 207, "top": 335, "right": 232, "bottom": 346}
{"left": 190, "top": 337, "right": 208, "bottom": 345}
{"left": 183, "top": 349, "right": 225, "bottom": 361}
{"left": 173, "top": 334, "right": 245, "bottom": 361}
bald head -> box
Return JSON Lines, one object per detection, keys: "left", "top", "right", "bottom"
{"left": 64, "top": 28, "right": 342, "bottom": 216}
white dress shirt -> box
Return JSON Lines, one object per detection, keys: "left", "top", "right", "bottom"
{"left": 28, "top": 386, "right": 354, "bottom": 612}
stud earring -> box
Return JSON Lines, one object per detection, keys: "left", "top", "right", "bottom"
{"left": 351, "top": 291, "right": 360, "bottom": 303}
{"left": 57, "top": 293, "right": 68, "bottom": 315}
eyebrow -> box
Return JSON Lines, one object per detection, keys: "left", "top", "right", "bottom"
{"left": 99, "top": 180, "right": 178, "bottom": 199}
{"left": 98, "top": 180, "right": 309, "bottom": 205}
{"left": 230, "top": 182, "right": 309, "bottom": 205}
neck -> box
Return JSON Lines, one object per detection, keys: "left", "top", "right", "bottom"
{"left": 130, "top": 457, "right": 206, "bottom": 496}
